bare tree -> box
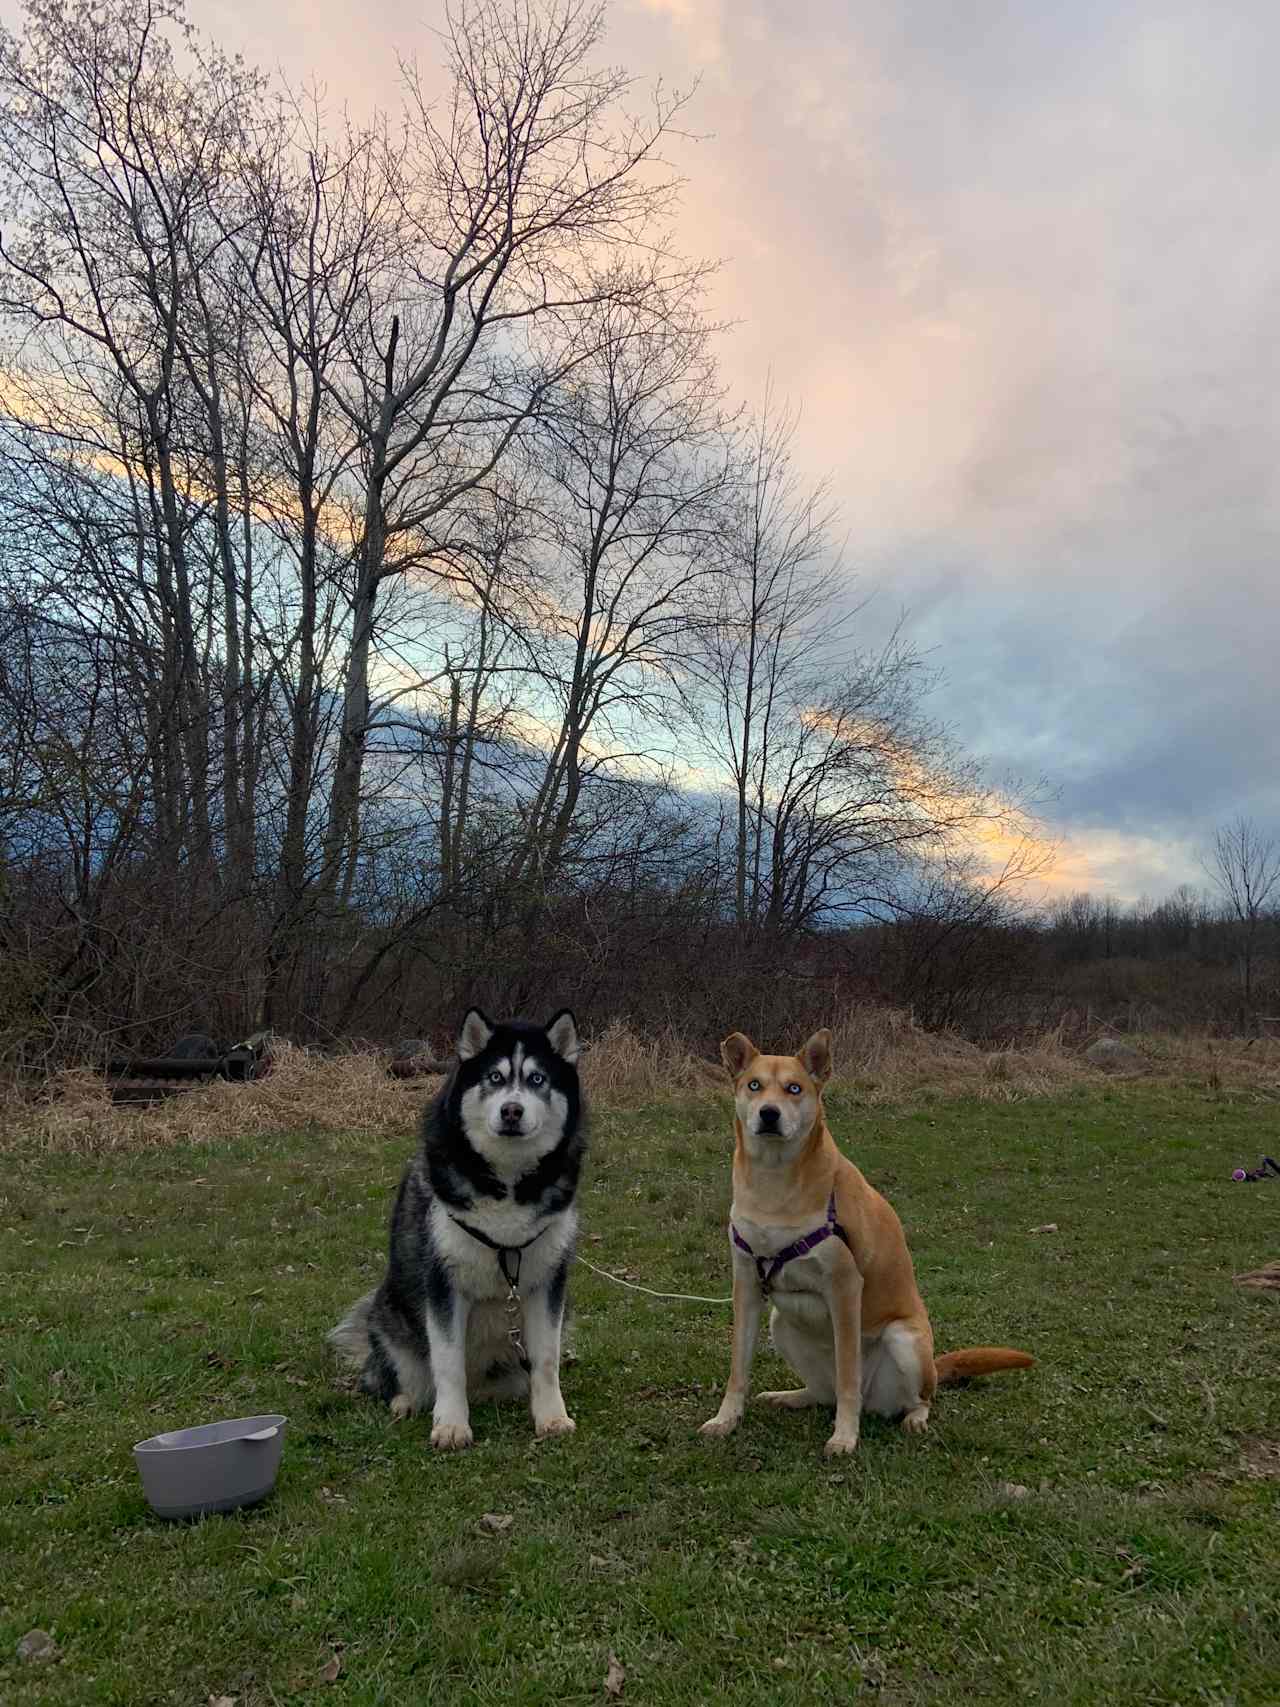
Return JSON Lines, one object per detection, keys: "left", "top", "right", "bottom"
{"left": 689, "top": 387, "right": 1045, "bottom": 941}
{"left": 735, "top": 637, "right": 1046, "bottom": 937}
{"left": 0, "top": 0, "right": 275, "bottom": 879}
{"left": 222, "top": 108, "right": 400, "bottom": 1020}
{"left": 1202, "top": 815, "right": 1280, "bottom": 1024}
{"left": 500, "top": 288, "right": 730, "bottom": 903}
{"left": 315, "top": 0, "right": 697, "bottom": 910}
{"left": 691, "top": 387, "right": 846, "bottom": 930}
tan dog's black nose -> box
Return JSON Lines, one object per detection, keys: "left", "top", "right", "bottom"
{"left": 757, "top": 1104, "right": 781, "bottom": 1129}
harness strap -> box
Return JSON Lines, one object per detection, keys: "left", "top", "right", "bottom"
{"left": 730, "top": 1190, "right": 851, "bottom": 1294}
{"left": 447, "top": 1214, "right": 549, "bottom": 1289}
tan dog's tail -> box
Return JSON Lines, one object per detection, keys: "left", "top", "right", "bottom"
{"left": 934, "top": 1346, "right": 1035, "bottom": 1385}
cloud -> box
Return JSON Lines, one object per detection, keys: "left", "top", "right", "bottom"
{"left": 606, "top": 0, "right": 1280, "bottom": 900}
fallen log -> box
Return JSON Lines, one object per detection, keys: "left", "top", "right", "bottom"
{"left": 100, "top": 1031, "right": 272, "bottom": 1100}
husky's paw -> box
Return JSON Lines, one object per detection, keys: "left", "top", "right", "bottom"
{"left": 534, "top": 1414, "right": 576, "bottom": 1440}
{"left": 823, "top": 1431, "right": 860, "bottom": 1457}
{"left": 699, "top": 1413, "right": 740, "bottom": 1439}
{"left": 430, "top": 1420, "right": 474, "bottom": 1451}
{"left": 389, "top": 1394, "right": 417, "bottom": 1423}
{"left": 900, "top": 1406, "right": 930, "bottom": 1436}
{"left": 760, "top": 1388, "right": 820, "bottom": 1409}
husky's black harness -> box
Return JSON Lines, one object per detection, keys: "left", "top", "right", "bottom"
{"left": 447, "top": 1214, "right": 551, "bottom": 1372}
{"left": 448, "top": 1213, "right": 549, "bottom": 1287}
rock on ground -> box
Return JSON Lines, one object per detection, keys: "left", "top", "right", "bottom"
{"left": 17, "top": 1630, "right": 61, "bottom": 1664}
{"left": 1084, "top": 1037, "right": 1146, "bottom": 1072}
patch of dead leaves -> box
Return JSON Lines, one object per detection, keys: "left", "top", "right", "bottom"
{"left": 604, "top": 1652, "right": 626, "bottom": 1697}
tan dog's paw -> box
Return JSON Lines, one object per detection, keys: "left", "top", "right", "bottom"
{"left": 900, "top": 1406, "right": 930, "bottom": 1436}
{"left": 535, "top": 1414, "right": 576, "bottom": 1440}
{"left": 760, "top": 1388, "right": 821, "bottom": 1409}
{"left": 430, "top": 1420, "right": 474, "bottom": 1451}
{"left": 699, "top": 1414, "right": 740, "bottom": 1439}
{"left": 823, "top": 1431, "right": 860, "bottom": 1457}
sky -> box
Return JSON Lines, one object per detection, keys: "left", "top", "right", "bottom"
{"left": 39, "top": 0, "right": 1280, "bottom": 902}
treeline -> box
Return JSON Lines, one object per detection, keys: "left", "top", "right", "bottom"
{"left": 1030, "top": 868, "right": 1280, "bottom": 1033}
{"left": 839, "top": 870, "right": 1280, "bottom": 1040}
{"left": 0, "top": 0, "right": 1045, "bottom": 1068}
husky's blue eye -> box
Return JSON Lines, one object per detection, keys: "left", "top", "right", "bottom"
{"left": 487, "top": 1070, "right": 504, "bottom": 1086}
{"left": 528, "top": 1071, "right": 545, "bottom": 1088}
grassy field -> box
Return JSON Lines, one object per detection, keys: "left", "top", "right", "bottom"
{"left": 2, "top": 1083, "right": 1279, "bottom": 1705}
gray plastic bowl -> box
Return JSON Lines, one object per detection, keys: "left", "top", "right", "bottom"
{"left": 133, "top": 1414, "right": 287, "bottom": 1519}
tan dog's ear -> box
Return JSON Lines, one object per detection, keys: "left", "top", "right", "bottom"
{"left": 800, "top": 1028, "right": 832, "bottom": 1084}
{"left": 720, "top": 1031, "right": 756, "bottom": 1079}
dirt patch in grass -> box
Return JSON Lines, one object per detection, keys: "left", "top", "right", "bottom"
{"left": 1239, "top": 1437, "right": 1280, "bottom": 1480}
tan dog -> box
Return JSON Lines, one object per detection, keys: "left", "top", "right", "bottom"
{"left": 701, "top": 1028, "right": 1033, "bottom": 1456}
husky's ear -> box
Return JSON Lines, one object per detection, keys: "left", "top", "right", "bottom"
{"left": 457, "top": 1007, "right": 495, "bottom": 1060}
{"left": 544, "top": 1009, "right": 580, "bottom": 1063}
{"left": 720, "top": 1031, "right": 757, "bottom": 1079}
{"left": 800, "top": 1028, "right": 833, "bottom": 1085}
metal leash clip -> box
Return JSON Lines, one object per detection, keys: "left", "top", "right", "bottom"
{"left": 505, "top": 1281, "right": 531, "bottom": 1374}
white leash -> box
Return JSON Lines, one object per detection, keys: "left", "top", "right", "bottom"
{"left": 575, "top": 1252, "right": 731, "bottom": 1306}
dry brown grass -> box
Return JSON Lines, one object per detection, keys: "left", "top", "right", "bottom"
{"left": 829, "top": 1008, "right": 1101, "bottom": 1103}
{"left": 0, "top": 1044, "right": 425, "bottom": 1157}
{"left": 579, "top": 1010, "right": 1107, "bottom": 1107}
{"left": 3, "top": 1013, "right": 1279, "bottom": 1155}
{"left": 828, "top": 1009, "right": 1280, "bottom": 1103}
{"left": 579, "top": 1021, "right": 724, "bottom": 1103}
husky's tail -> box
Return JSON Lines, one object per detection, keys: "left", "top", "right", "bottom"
{"left": 935, "top": 1346, "right": 1035, "bottom": 1385}
{"left": 328, "top": 1291, "right": 375, "bottom": 1368}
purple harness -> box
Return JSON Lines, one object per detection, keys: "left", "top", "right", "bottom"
{"left": 730, "top": 1191, "right": 851, "bottom": 1295}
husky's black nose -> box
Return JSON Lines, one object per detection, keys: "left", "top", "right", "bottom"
{"left": 499, "top": 1101, "right": 525, "bottom": 1130}
{"left": 757, "top": 1104, "right": 781, "bottom": 1130}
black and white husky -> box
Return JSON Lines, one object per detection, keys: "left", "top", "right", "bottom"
{"left": 330, "top": 1008, "right": 585, "bottom": 1449}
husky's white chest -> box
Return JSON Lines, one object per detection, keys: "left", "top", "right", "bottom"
{"left": 430, "top": 1197, "right": 575, "bottom": 1301}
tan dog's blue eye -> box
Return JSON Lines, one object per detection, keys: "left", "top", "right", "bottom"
{"left": 786, "top": 1083, "right": 802, "bottom": 1095}
{"left": 747, "top": 1079, "right": 761, "bottom": 1092}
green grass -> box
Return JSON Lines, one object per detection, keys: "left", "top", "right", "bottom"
{"left": 2, "top": 1085, "right": 1279, "bottom": 1705}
